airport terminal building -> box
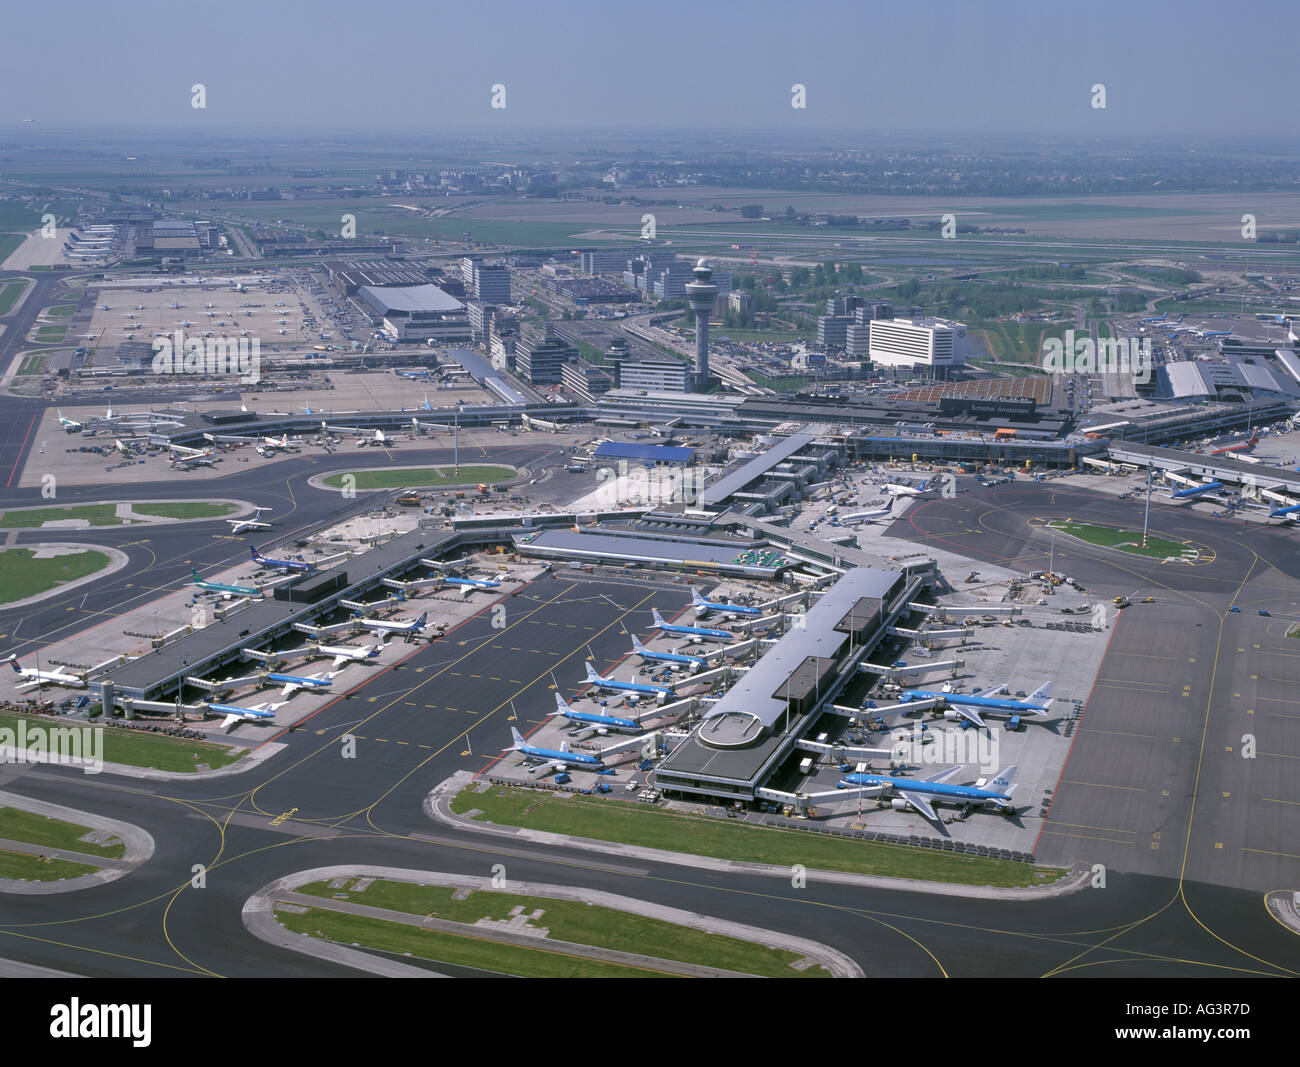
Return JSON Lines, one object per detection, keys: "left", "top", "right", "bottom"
{"left": 357, "top": 284, "right": 471, "bottom": 343}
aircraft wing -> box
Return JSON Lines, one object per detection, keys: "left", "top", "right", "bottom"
{"left": 922, "top": 765, "right": 964, "bottom": 784}
{"left": 13, "top": 679, "right": 39, "bottom": 692}
{"left": 952, "top": 705, "right": 987, "bottom": 729}
{"left": 895, "top": 790, "right": 939, "bottom": 822}
{"left": 280, "top": 682, "right": 297, "bottom": 697}
{"left": 331, "top": 654, "right": 350, "bottom": 668}
{"left": 973, "top": 684, "right": 1006, "bottom": 699}
{"left": 220, "top": 713, "right": 243, "bottom": 729}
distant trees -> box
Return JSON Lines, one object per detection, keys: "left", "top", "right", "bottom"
{"left": 739, "top": 204, "right": 764, "bottom": 218}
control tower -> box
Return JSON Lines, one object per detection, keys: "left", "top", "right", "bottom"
{"left": 684, "top": 256, "right": 718, "bottom": 390}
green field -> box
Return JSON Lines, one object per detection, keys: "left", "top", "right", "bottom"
{"left": 0, "top": 504, "right": 126, "bottom": 528}
{"left": 1045, "top": 520, "right": 1194, "bottom": 559}
{"left": 0, "top": 807, "right": 124, "bottom": 859}
{"left": 744, "top": 370, "right": 814, "bottom": 392}
{"left": 0, "top": 713, "right": 245, "bottom": 773}
{"left": 131, "top": 501, "right": 238, "bottom": 520}
{"left": 276, "top": 906, "right": 672, "bottom": 977}
{"left": 973, "top": 320, "right": 1071, "bottom": 364}
{"left": 0, "top": 549, "right": 111, "bottom": 603}
{"left": 17, "top": 355, "right": 47, "bottom": 375}
{"left": 321, "top": 465, "right": 515, "bottom": 491}
{"left": 0, "top": 279, "right": 30, "bottom": 315}
{"left": 0, "top": 501, "right": 236, "bottom": 529}
{"left": 0, "top": 849, "right": 99, "bottom": 881}
{"left": 45, "top": 304, "right": 77, "bottom": 317}
{"left": 297, "top": 878, "right": 827, "bottom": 977}
{"left": 35, "top": 325, "right": 66, "bottom": 340}
{"left": 454, "top": 786, "right": 1061, "bottom": 888}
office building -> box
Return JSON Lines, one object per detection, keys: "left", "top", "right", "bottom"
{"left": 868, "top": 317, "right": 968, "bottom": 373}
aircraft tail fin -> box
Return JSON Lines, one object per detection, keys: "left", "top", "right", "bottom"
{"left": 651, "top": 608, "right": 666, "bottom": 627}
{"left": 1026, "top": 681, "right": 1053, "bottom": 710}
{"left": 584, "top": 661, "right": 601, "bottom": 683}
{"left": 630, "top": 633, "right": 646, "bottom": 652}
{"left": 553, "top": 693, "right": 570, "bottom": 715}
{"left": 413, "top": 612, "right": 428, "bottom": 629}
{"left": 509, "top": 727, "right": 524, "bottom": 748}
{"left": 988, "top": 765, "right": 1018, "bottom": 794}
{"left": 7, "top": 655, "right": 20, "bottom": 673}
{"left": 691, "top": 588, "right": 705, "bottom": 605}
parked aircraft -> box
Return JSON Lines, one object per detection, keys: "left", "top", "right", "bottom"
{"left": 309, "top": 642, "right": 384, "bottom": 668}
{"left": 834, "top": 765, "right": 1019, "bottom": 822}
{"left": 208, "top": 701, "right": 282, "bottom": 730}
{"left": 249, "top": 544, "right": 316, "bottom": 573}
{"left": 353, "top": 611, "right": 428, "bottom": 640}
{"left": 650, "top": 608, "right": 731, "bottom": 643}
{"left": 629, "top": 633, "right": 706, "bottom": 672}
{"left": 265, "top": 670, "right": 334, "bottom": 697}
{"left": 691, "top": 587, "right": 762, "bottom": 618}
{"left": 5, "top": 655, "right": 85, "bottom": 691}
{"left": 503, "top": 726, "right": 603, "bottom": 771}
{"left": 899, "top": 682, "right": 1053, "bottom": 730}
{"left": 883, "top": 479, "right": 932, "bottom": 497}
{"left": 839, "top": 499, "right": 897, "bottom": 524}
{"left": 190, "top": 568, "right": 259, "bottom": 599}
{"left": 583, "top": 661, "right": 673, "bottom": 703}
{"left": 548, "top": 693, "right": 641, "bottom": 734}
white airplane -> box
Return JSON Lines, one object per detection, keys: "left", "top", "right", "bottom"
{"left": 883, "top": 478, "right": 933, "bottom": 497}
{"left": 226, "top": 507, "right": 273, "bottom": 534}
{"left": 840, "top": 499, "right": 897, "bottom": 524}
{"left": 6, "top": 655, "right": 86, "bottom": 691}
{"left": 168, "top": 443, "right": 217, "bottom": 467}
{"left": 56, "top": 410, "right": 82, "bottom": 433}
{"left": 309, "top": 642, "right": 384, "bottom": 668}
{"left": 353, "top": 611, "right": 429, "bottom": 641}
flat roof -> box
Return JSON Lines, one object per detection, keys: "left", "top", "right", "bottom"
{"left": 696, "top": 565, "right": 900, "bottom": 737}
{"left": 594, "top": 441, "right": 696, "bottom": 464}
{"left": 359, "top": 284, "right": 463, "bottom": 314}
{"left": 698, "top": 434, "right": 817, "bottom": 506}
{"left": 513, "top": 528, "right": 789, "bottom": 575}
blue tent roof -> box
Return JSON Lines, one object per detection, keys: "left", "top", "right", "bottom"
{"left": 594, "top": 441, "right": 696, "bottom": 464}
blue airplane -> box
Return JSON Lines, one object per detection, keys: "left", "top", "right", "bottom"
{"left": 650, "top": 607, "right": 732, "bottom": 643}
{"left": 1200, "top": 329, "right": 1231, "bottom": 337}
{"left": 900, "top": 682, "right": 1053, "bottom": 730}
{"left": 629, "top": 633, "right": 707, "bottom": 673}
{"left": 1269, "top": 502, "right": 1300, "bottom": 520}
{"left": 191, "top": 568, "right": 260, "bottom": 598}
{"left": 548, "top": 693, "right": 641, "bottom": 734}
{"left": 584, "top": 661, "right": 674, "bottom": 703}
{"left": 504, "top": 726, "right": 603, "bottom": 771}
{"left": 1171, "top": 479, "right": 1224, "bottom": 500}
{"left": 691, "top": 587, "right": 763, "bottom": 618}
{"left": 265, "top": 670, "right": 334, "bottom": 697}
{"left": 442, "top": 575, "right": 501, "bottom": 590}
{"left": 249, "top": 544, "right": 316, "bottom": 572}
{"left": 836, "top": 765, "right": 1019, "bottom": 822}
{"left": 207, "top": 700, "right": 282, "bottom": 730}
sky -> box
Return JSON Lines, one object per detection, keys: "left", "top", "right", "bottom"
{"left": 4, "top": 0, "right": 1297, "bottom": 139}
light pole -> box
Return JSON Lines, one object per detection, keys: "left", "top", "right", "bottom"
{"left": 1142, "top": 467, "right": 1153, "bottom": 548}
